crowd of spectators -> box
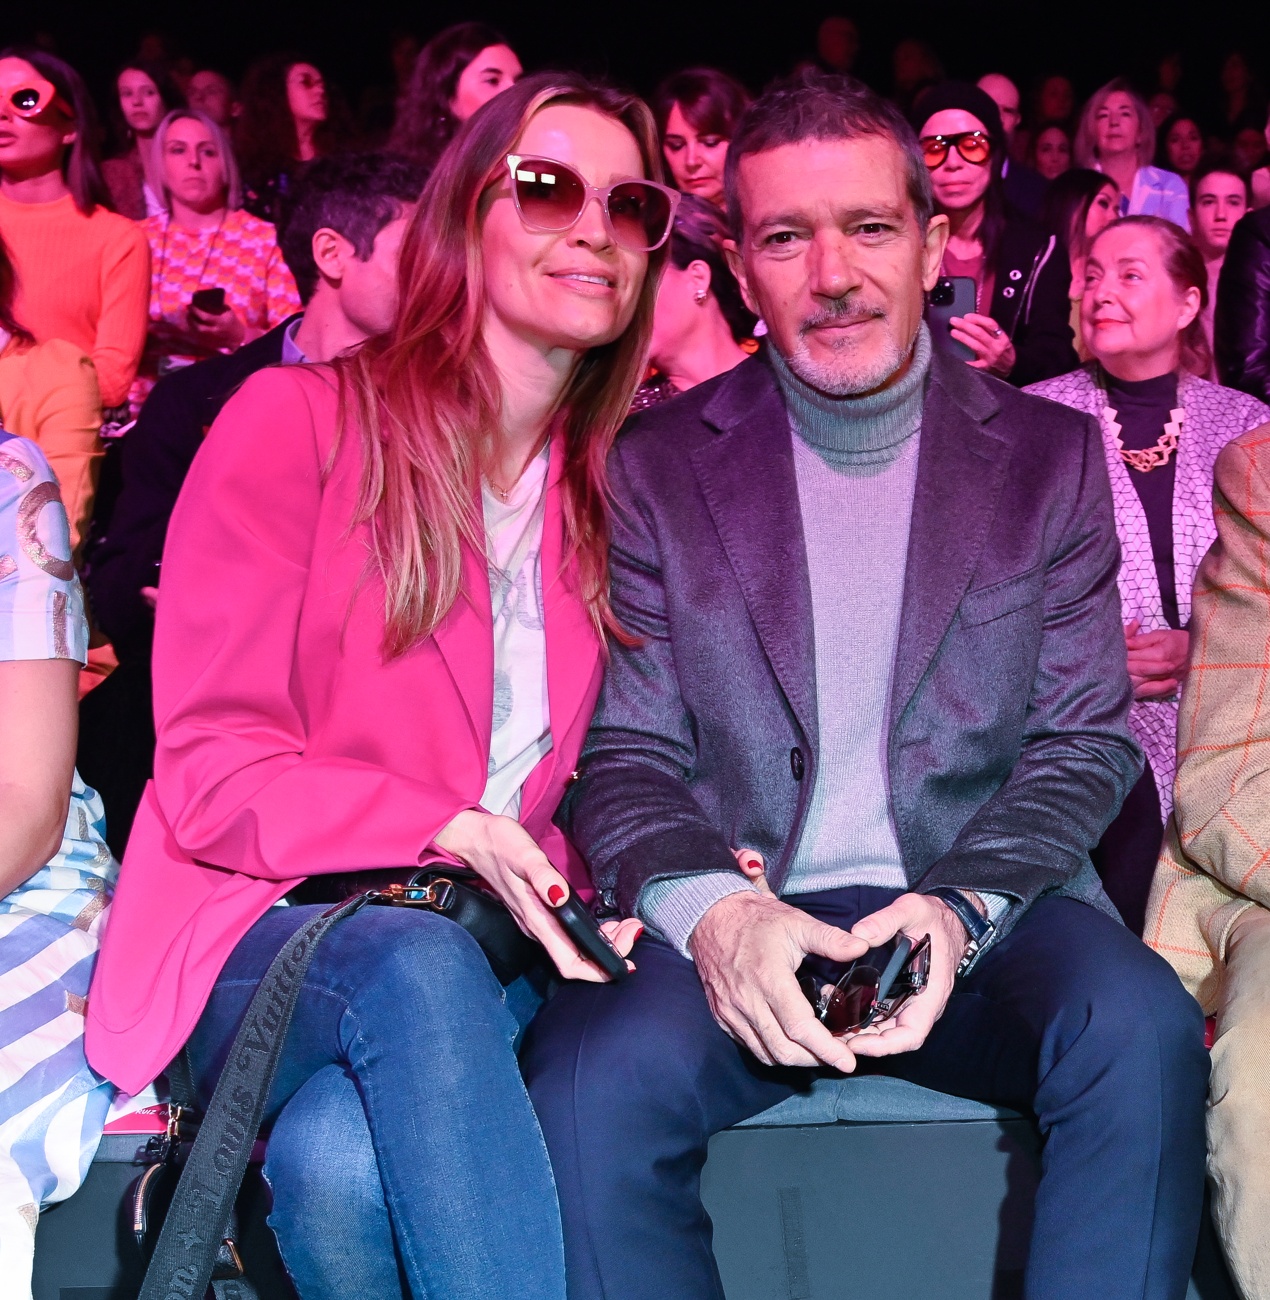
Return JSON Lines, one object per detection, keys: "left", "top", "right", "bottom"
{"left": 2, "top": 16, "right": 1270, "bottom": 1300}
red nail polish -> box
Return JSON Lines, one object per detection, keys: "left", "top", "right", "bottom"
{"left": 634, "top": 924, "right": 646, "bottom": 941}
{"left": 547, "top": 885, "right": 566, "bottom": 906}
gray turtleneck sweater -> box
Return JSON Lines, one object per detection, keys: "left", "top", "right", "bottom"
{"left": 639, "top": 327, "right": 934, "bottom": 955}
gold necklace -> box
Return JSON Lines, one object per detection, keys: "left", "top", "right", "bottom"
{"left": 1102, "top": 404, "right": 1184, "bottom": 473}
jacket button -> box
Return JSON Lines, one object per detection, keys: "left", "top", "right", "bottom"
{"left": 1003, "top": 286, "right": 1016, "bottom": 298}
{"left": 790, "top": 747, "right": 805, "bottom": 781}
{"left": 1009, "top": 268, "right": 1023, "bottom": 280}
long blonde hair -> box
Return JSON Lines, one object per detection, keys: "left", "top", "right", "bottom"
{"left": 336, "top": 71, "right": 665, "bottom": 657}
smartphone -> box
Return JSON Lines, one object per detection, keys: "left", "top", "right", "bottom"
{"left": 926, "top": 276, "right": 977, "bottom": 363}
{"left": 190, "top": 287, "right": 228, "bottom": 315}
{"left": 553, "top": 893, "right": 630, "bottom": 981}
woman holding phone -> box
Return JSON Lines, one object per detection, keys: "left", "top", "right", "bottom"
{"left": 86, "top": 72, "right": 667, "bottom": 1297}
{"left": 914, "top": 81, "right": 1076, "bottom": 386}
{"left": 130, "top": 108, "right": 300, "bottom": 411}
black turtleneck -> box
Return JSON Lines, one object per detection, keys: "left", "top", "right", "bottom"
{"left": 1106, "top": 371, "right": 1180, "bottom": 628}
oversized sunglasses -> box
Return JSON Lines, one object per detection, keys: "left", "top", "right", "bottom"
{"left": 920, "top": 130, "right": 993, "bottom": 170}
{"left": 0, "top": 74, "right": 71, "bottom": 120}
{"left": 800, "top": 933, "right": 931, "bottom": 1036}
{"left": 505, "top": 154, "right": 680, "bottom": 253}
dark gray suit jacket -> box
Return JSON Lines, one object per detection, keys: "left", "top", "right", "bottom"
{"left": 560, "top": 347, "right": 1142, "bottom": 941}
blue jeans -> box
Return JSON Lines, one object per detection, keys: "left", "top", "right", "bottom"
{"left": 523, "top": 888, "right": 1210, "bottom": 1300}
{"left": 185, "top": 903, "right": 564, "bottom": 1300}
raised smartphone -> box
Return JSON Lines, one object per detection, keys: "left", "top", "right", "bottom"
{"left": 926, "top": 276, "right": 977, "bottom": 363}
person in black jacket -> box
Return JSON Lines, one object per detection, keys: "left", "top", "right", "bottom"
{"left": 1214, "top": 205, "right": 1270, "bottom": 405}
{"left": 913, "top": 80, "right": 1077, "bottom": 386}
{"left": 79, "top": 151, "right": 425, "bottom": 852}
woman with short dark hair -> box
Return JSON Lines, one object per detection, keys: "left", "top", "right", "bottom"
{"left": 1028, "top": 216, "right": 1270, "bottom": 932}
{"left": 651, "top": 67, "right": 750, "bottom": 210}
{"left": 390, "top": 22, "right": 521, "bottom": 171}
{"left": 1042, "top": 167, "right": 1120, "bottom": 360}
{"left": 915, "top": 80, "right": 1077, "bottom": 384}
{"left": 1157, "top": 113, "right": 1204, "bottom": 188}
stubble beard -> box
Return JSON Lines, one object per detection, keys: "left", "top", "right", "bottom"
{"left": 784, "top": 306, "right": 916, "bottom": 397}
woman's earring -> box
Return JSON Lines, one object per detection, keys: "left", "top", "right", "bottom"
{"left": 694, "top": 289, "right": 708, "bottom": 305}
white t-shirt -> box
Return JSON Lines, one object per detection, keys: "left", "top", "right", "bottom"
{"left": 479, "top": 446, "right": 552, "bottom": 819}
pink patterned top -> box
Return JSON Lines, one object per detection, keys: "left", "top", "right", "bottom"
{"left": 129, "top": 208, "right": 301, "bottom": 412}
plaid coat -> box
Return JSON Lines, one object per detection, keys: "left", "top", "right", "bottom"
{"left": 1145, "top": 422, "right": 1270, "bottom": 1011}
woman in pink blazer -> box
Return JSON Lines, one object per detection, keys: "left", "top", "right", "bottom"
{"left": 86, "top": 72, "right": 675, "bottom": 1300}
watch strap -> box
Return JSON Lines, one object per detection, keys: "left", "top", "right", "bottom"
{"left": 925, "top": 886, "right": 995, "bottom": 975}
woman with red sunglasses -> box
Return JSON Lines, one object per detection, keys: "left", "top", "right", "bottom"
{"left": 0, "top": 49, "right": 148, "bottom": 414}
{"left": 914, "top": 80, "right": 1077, "bottom": 386}
{"left": 86, "top": 71, "right": 668, "bottom": 1297}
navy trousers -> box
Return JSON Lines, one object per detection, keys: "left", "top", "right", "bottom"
{"left": 522, "top": 887, "right": 1210, "bottom": 1300}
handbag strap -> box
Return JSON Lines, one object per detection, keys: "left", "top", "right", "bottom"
{"left": 139, "top": 894, "right": 370, "bottom": 1300}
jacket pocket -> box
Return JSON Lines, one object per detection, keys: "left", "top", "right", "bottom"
{"left": 959, "top": 565, "right": 1044, "bottom": 626}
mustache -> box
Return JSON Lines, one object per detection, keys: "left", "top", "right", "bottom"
{"left": 799, "top": 300, "right": 887, "bottom": 334}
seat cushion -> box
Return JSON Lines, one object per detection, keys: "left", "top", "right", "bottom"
{"left": 734, "top": 1073, "right": 1022, "bottom": 1126}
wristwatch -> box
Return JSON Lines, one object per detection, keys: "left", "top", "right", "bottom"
{"left": 925, "top": 887, "right": 995, "bottom": 977}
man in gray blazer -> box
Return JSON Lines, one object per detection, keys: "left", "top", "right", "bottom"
{"left": 522, "top": 72, "right": 1208, "bottom": 1300}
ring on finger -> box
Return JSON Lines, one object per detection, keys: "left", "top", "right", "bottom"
{"left": 991, "top": 327, "right": 1002, "bottom": 338}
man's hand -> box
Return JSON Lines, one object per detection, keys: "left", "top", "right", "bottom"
{"left": 688, "top": 890, "right": 868, "bottom": 1071}
{"left": 846, "top": 892, "right": 972, "bottom": 1059}
{"left": 1124, "top": 619, "right": 1189, "bottom": 699}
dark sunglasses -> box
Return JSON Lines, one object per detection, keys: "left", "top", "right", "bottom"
{"left": 800, "top": 933, "right": 931, "bottom": 1036}
{"left": 505, "top": 154, "right": 680, "bottom": 253}
{"left": 0, "top": 73, "right": 71, "bottom": 120}
{"left": 920, "top": 130, "right": 993, "bottom": 170}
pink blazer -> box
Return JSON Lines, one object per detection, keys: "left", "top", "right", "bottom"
{"left": 86, "top": 366, "right": 603, "bottom": 1094}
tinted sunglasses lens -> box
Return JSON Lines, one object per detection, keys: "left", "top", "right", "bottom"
{"left": 11, "top": 87, "right": 44, "bottom": 115}
{"left": 821, "top": 966, "right": 879, "bottom": 1035}
{"left": 958, "top": 133, "right": 992, "bottom": 164}
{"left": 607, "top": 181, "right": 673, "bottom": 251}
{"left": 512, "top": 160, "right": 585, "bottom": 231}
{"left": 921, "top": 138, "right": 949, "bottom": 169}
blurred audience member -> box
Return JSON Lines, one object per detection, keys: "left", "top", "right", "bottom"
{"left": 0, "top": 233, "right": 101, "bottom": 557}
{"left": 1148, "top": 93, "right": 1179, "bottom": 129}
{"left": 83, "top": 150, "right": 423, "bottom": 854}
{"left": 0, "top": 49, "right": 148, "bottom": 411}
{"left": 1034, "top": 73, "right": 1076, "bottom": 131}
{"left": 1028, "top": 216, "right": 1270, "bottom": 932}
{"left": 816, "top": 16, "right": 860, "bottom": 76}
{"left": 1158, "top": 113, "right": 1204, "bottom": 187}
{"left": 130, "top": 109, "right": 300, "bottom": 412}
{"left": 916, "top": 81, "right": 1076, "bottom": 384}
{"left": 237, "top": 53, "right": 343, "bottom": 223}
{"left": 1031, "top": 122, "right": 1071, "bottom": 181}
{"left": 359, "top": 30, "right": 420, "bottom": 141}
{"left": 978, "top": 71, "right": 1048, "bottom": 216}
{"left": 1214, "top": 51, "right": 1266, "bottom": 141}
{"left": 1251, "top": 109, "right": 1270, "bottom": 208}
{"left": 652, "top": 67, "right": 750, "bottom": 210}
{"left": 890, "top": 38, "right": 942, "bottom": 113}
{"left": 633, "top": 193, "right": 753, "bottom": 410}
{"left": 101, "top": 60, "right": 182, "bottom": 219}
{"left": 1156, "top": 52, "right": 1185, "bottom": 100}
{"left": 1076, "top": 79, "right": 1189, "bottom": 228}
{"left": 1232, "top": 126, "right": 1267, "bottom": 177}
{"left": 186, "top": 68, "right": 238, "bottom": 129}
{"left": 1042, "top": 168, "right": 1119, "bottom": 360}
{"left": 1147, "top": 419, "right": 1270, "bottom": 1300}
{"left": 390, "top": 22, "right": 521, "bottom": 171}
{"left": 0, "top": 428, "right": 118, "bottom": 1300}
{"left": 1215, "top": 204, "right": 1270, "bottom": 404}
{"left": 1190, "top": 162, "right": 1250, "bottom": 376}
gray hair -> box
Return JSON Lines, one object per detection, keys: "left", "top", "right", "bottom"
{"left": 150, "top": 107, "right": 243, "bottom": 213}
{"left": 1073, "top": 79, "right": 1156, "bottom": 173}
{"left": 723, "top": 70, "right": 934, "bottom": 234}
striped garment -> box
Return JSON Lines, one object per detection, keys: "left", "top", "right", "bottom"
{"left": 0, "top": 428, "right": 117, "bottom": 1300}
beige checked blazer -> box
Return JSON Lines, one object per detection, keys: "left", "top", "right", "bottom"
{"left": 1146, "top": 422, "right": 1270, "bottom": 1012}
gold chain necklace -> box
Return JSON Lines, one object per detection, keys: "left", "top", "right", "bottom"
{"left": 1102, "top": 404, "right": 1184, "bottom": 473}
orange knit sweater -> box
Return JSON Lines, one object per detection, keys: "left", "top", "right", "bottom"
{"left": 0, "top": 192, "right": 150, "bottom": 408}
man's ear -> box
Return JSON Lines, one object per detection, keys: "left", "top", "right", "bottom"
{"left": 920, "top": 213, "right": 951, "bottom": 292}
{"left": 310, "top": 227, "right": 350, "bottom": 285}
{"left": 723, "top": 238, "right": 760, "bottom": 316}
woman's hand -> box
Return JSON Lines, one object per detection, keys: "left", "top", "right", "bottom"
{"left": 950, "top": 312, "right": 1017, "bottom": 377}
{"left": 1124, "top": 619, "right": 1190, "bottom": 699}
{"left": 185, "top": 303, "right": 247, "bottom": 350}
{"left": 434, "top": 809, "right": 642, "bottom": 982}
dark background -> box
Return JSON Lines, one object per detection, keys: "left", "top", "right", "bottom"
{"left": 5, "top": 1, "right": 1270, "bottom": 118}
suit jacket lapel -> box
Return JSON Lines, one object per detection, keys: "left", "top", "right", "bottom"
{"left": 690, "top": 358, "right": 818, "bottom": 745}
{"left": 432, "top": 519, "right": 495, "bottom": 764}
{"left": 890, "top": 359, "right": 1011, "bottom": 723}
